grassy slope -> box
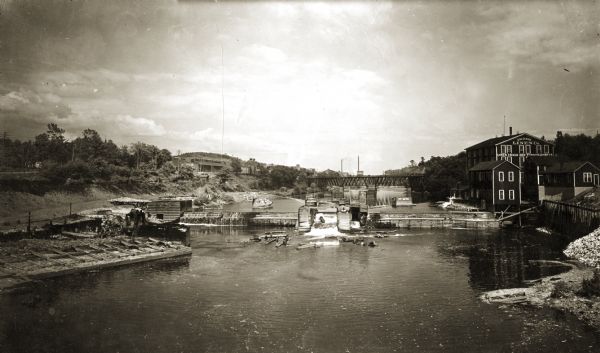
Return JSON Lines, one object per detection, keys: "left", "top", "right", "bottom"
{"left": 0, "top": 172, "right": 262, "bottom": 229}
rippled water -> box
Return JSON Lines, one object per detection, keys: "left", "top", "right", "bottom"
{"left": 1, "top": 227, "right": 599, "bottom": 353}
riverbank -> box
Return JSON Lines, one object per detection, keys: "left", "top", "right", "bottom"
{"left": 483, "top": 262, "right": 600, "bottom": 330}
{"left": 482, "top": 226, "right": 600, "bottom": 331}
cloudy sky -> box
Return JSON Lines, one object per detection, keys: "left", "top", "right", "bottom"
{"left": 0, "top": 0, "right": 598, "bottom": 173}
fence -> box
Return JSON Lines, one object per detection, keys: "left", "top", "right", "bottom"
{"left": 541, "top": 200, "right": 600, "bottom": 238}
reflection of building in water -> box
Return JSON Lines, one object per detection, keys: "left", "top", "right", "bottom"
{"left": 465, "top": 235, "right": 568, "bottom": 291}
{"left": 467, "top": 236, "right": 526, "bottom": 290}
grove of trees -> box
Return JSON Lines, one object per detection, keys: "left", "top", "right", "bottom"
{"left": 1, "top": 124, "right": 172, "bottom": 185}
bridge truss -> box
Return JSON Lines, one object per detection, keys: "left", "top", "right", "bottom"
{"left": 309, "top": 174, "right": 424, "bottom": 189}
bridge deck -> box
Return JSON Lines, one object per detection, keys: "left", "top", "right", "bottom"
{"left": 310, "top": 174, "right": 424, "bottom": 188}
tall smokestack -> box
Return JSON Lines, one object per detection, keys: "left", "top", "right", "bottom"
{"left": 509, "top": 126, "right": 513, "bottom": 136}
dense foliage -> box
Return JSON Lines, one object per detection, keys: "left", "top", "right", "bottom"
{"left": 1, "top": 124, "right": 172, "bottom": 185}
{"left": 420, "top": 152, "right": 467, "bottom": 201}
{"left": 384, "top": 153, "right": 467, "bottom": 202}
{"left": 554, "top": 131, "right": 600, "bottom": 166}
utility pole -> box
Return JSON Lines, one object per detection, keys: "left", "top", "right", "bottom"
{"left": 221, "top": 44, "right": 225, "bottom": 164}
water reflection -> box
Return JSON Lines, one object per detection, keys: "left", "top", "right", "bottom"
{"left": 435, "top": 229, "right": 573, "bottom": 290}
{"left": 1, "top": 228, "right": 598, "bottom": 353}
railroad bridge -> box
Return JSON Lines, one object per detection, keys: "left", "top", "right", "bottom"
{"left": 309, "top": 173, "right": 425, "bottom": 189}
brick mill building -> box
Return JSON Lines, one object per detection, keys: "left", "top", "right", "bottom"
{"left": 465, "top": 129, "right": 554, "bottom": 211}
{"left": 465, "top": 129, "right": 554, "bottom": 172}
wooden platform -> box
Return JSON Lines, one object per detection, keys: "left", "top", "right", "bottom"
{"left": 0, "top": 236, "right": 192, "bottom": 292}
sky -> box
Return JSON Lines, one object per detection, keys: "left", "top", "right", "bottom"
{"left": 0, "top": 0, "right": 598, "bottom": 174}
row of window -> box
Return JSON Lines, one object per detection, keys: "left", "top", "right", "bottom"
{"left": 499, "top": 144, "right": 550, "bottom": 154}
{"left": 498, "top": 189, "right": 516, "bottom": 201}
{"left": 498, "top": 171, "right": 515, "bottom": 182}
{"left": 497, "top": 171, "right": 525, "bottom": 182}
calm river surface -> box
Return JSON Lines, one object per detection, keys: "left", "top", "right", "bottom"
{"left": 1, "top": 227, "right": 599, "bottom": 353}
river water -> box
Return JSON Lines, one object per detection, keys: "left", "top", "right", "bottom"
{"left": 1, "top": 227, "right": 599, "bottom": 353}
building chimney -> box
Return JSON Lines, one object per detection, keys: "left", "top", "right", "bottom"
{"left": 509, "top": 126, "right": 513, "bottom": 136}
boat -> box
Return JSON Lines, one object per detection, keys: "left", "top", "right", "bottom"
{"left": 252, "top": 197, "right": 273, "bottom": 209}
{"left": 439, "top": 196, "right": 478, "bottom": 212}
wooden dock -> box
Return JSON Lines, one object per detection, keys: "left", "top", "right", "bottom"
{"left": 0, "top": 236, "right": 191, "bottom": 292}
{"left": 181, "top": 211, "right": 297, "bottom": 227}
{"left": 370, "top": 209, "right": 500, "bottom": 229}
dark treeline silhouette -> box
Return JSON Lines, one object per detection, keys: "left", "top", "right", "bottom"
{"left": 554, "top": 131, "right": 600, "bottom": 166}
{"left": 1, "top": 124, "right": 172, "bottom": 185}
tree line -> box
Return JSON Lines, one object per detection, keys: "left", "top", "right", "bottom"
{"left": 0, "top": 124, "right": 172, "bottom": 185}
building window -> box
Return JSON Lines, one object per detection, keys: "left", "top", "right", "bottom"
{"left": 498, "top": 171, "right": 504, "bottom": 182}
{"left": 499, "top": 189, "right": 505, "bottom": 200}
{"left": 525, "top": 145, "right": 531, "bottom": 154}
{"left": 500, "top": 145, "right": 506, "bottom": 154}
{"left": 536, "top": 145, "right": 542, "bottom": 154}
{"left": 506, "top": 145, "right": 512, "bottom": 154}
{"left": 544, "top": 145, "right": 549, "bottom": 154}
{"left": 508, "top": 171, "right": 514, "bottom": 182}
{"left": 583, "top": 172, "right": 592, "bottom": 183}
{"left": 519, "top": 145, "right": 525, "bottom": 154}
{"left": 509, "top": 189, "right": 515, "bottom": 200}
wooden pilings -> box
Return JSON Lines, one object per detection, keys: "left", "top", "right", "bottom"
{"left": 180, "top": 211, "right": 297, "bottom": 227}
{"left": 541, "top": 200, "right": 600, "bottom": 238}
{"left": 373, "top": 212, "right": 500, "bottom": 229}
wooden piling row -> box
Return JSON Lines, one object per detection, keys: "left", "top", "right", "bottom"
{"left": 181, "top": 211, "right": 297, "bottom": 227}
{"left": 541, "top": 200, "right": 600, "bottom": 238}
{"left": 374, "top": 213, "right": 500, "bottom": 229}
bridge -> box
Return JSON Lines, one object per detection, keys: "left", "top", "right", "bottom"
{"left": 309, "top": 174, "right": 425, "bottom": 189}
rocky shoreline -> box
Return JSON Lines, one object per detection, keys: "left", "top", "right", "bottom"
{"left": 482, "top": 226, "right": 600, "bottom": 331}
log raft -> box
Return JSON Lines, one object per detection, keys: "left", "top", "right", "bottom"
{"left": 0, "top": 236, "right": 191, "bottom": 292}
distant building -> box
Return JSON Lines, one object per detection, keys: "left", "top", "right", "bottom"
{"left": 468, "top": 160, "right": 521, "bottom": 212}
{"left": 541, "top": 161, "right": 600, "bottom": 201}
{"left": 175, "top": 156, "right": 226, "bottom": 173}
{"left": 241, "top": 158, "right": 259, "bottom": 175}
{"left": 465, "top": 129, "right": 554, "bottom": 174}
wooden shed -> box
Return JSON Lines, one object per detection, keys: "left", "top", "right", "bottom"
{"left": 146, "top": 199, "right": 193, "bottom": 222}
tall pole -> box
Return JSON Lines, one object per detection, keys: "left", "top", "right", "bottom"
{"left": 357, "top": 155, "right": 360, "bottom": 174}
{"left": 221, "top": 44, "right": 225, "bottom": 162}
{"left": 341, "top": 159, "right": 343, "bottom": 173}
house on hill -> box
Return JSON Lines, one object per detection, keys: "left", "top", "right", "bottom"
{"left": 174, "top": 154, "right": 227, "bottom": 173}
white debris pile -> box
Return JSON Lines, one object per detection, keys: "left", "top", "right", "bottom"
{"left": 564, "top": 226, "right": 600, "bottom": 268}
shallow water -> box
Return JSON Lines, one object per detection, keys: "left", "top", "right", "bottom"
{"left": 1, "top": 227, "right": 599, "bottom": 353}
